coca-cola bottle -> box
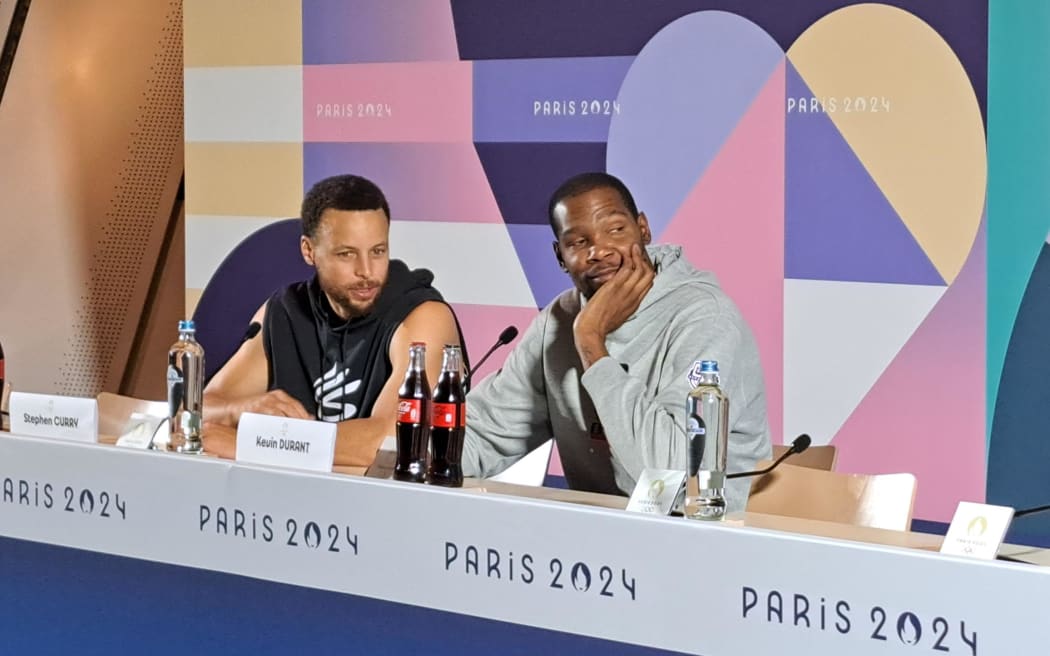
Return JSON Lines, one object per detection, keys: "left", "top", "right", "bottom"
{"left": 428, "top": 344, "right": 466, "bottom": 487}
{"left": 394, "top": 342, "right": 430, "bottom": 483}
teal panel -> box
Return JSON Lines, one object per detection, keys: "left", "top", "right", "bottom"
{"left": 987, "top": 0, "right": 1050, "bottom": 443}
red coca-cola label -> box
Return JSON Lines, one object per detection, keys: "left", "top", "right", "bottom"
{"left": 432, "top": 402, "right": 464, "bottom": 428}
{"left": 397, "top": 399, "right": 421, "bottom": 423}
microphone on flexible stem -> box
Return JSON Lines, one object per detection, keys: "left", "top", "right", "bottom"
{"left": 726, "top": 434, "right": 812, "bottom": 480}
{"left": 996, "top": 502, "right": 1050, "bottom": 563}
{"left": 203, "top": 321, "right": 262, "bottom": 387}
{"left": 464, "top": 326, "right": 518, "bottom": 392}
{"left": 1013, "top": 504, "right": 1050, "bottom": 519}
{"left": 242, "top": 321, "right": 261, "bottom": 342}
{"left": 671, "top": 434, "right": 812, "bottom": 517}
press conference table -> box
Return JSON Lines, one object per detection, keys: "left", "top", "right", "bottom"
{"left": 1, "top": 429, "right": 1048, "bottom": 655}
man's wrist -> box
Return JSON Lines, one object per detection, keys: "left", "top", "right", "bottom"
{"left": 574, "top": 329, "right": 608, "bottom": 369}
{"left": 210, "top": 395, "right": 243, "bottom": 427}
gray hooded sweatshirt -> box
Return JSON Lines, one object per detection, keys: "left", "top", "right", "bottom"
{"left": 462, "top": 244, "right": 771, "bottom": 511}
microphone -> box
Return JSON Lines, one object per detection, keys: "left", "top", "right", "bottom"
{"left": 671, "top": 434, "right": 812, "bottom": 517}
{"left": 242, "top": 321, "right": 261, "bottom": 343}
{"left": 1013, "top": 504, "right": 1050, "bottom": 519}
{"left": 464, "top": 326, "right": 518, "bottom": 391}
{"left": 726, "top": 434, "right": 812, "bottom": 480}
{"left": 203, "top": 321, "right": 262, "bottom": 388}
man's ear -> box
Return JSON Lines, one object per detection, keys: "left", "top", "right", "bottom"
{"left": 301, "top": 235, "right": 315, "bottom": 266}
{"left": 552, "top": 241, "right": 567, "bottom": 271}
{"left": 637, "top": 213, "right": 652, "bottom": 245}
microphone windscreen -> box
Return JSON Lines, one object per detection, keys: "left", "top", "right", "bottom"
{"left": 498, "top": 326, "right": 519, "bottom": 345}
{"left": 242, "top": 321, "right": 262, "bottom": 342}
{"left": 792, "top": 433, "right": 812, "bottom": 453}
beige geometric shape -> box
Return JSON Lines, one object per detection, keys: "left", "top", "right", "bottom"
{"left": 185, "top": 142, "right": 303, "bottom": 218}
{"left": 788, "top": 5, "right": 986, "bottom": 284}
{"left": 185, "top": 0, "right": 302, "bottom": 67}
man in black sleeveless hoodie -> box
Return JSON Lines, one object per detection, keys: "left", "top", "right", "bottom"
{"left": 202, "top": 175, "right": 463, "bottom": 467}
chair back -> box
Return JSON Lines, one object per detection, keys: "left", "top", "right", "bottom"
{"left": 746, "top": 462, "right": 917, "bottom": 531}
{"left": 772, "top": 443, "right": 837, "bottom": 470}
{"left": 487, "top": 439, "right": 555, "bottom": 487}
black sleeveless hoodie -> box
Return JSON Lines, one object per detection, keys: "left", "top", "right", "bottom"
{"left": 262, "top": 260, "right": 453, "bottom": 422}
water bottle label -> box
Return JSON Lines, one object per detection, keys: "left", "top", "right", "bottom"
{"left": 166, "top": 365, "right": 184, "bottom": 416}
{"left": 166, "top": 365, "right": 183, "bottom": 385}
{"left": 686, "top": 415, "right": 706, "bottom": 476}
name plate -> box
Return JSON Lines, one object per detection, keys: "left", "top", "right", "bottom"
{"left": 626, "top": 469, "right": 687, "bottom": 515}
{"left": 9, "top": 391, "right": 98, "bottom": 443}
{"left": 940, "top": 501, "right": 1015, "bottom": 560}
{"left": 236, "top": 412, "right": 336, "bottom": 472}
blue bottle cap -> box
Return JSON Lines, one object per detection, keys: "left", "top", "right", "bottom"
{"left": 700, "top": 360, "right": 718, "bottom": 373}
{"left": 178, "top": 319, "right": 196, "bottom": 332}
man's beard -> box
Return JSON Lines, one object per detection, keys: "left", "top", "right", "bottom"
{"left": 322, "top": 279, "right": 384, "bottom": 320}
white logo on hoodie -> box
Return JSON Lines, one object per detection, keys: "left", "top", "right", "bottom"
{"left": 312, "top": 362, "right": 362, "bottom": 422}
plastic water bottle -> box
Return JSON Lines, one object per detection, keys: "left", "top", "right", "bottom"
{"left": 685, "top": 360, "right": 729, "bottom": 520}
{"left": 167, "top": 320, "right": 204, "bottom": 454}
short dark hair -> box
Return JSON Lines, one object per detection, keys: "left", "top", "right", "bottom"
{"left": 547, "top": 172, "right": 639, "bottom": 235}
{"left": 301, "top": 174, "right": 390, "bottom": 238}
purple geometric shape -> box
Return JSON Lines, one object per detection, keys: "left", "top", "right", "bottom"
{"left": 607, "top": 11, "right": 784, "bottom": 238}
{"left": 506, "top": 224, "right": 570, "bottom": 309}
{"left": 474, "top": 142, "right": 607, "bottom": 226}
{"left": 474, "top": 57, "right": 634, "bottom": 143}
{"left": 192, "top": 219, "right": 314, "bottom": 381}
{"left": 304, "top": 0, "right": 458, "bottom": 65}
{"left": 785, "top": 62, "right": 944, "bottom": 285}
{"left": 303, "top": 143, "right": 500, "bottom": 223}
{"left": 304, "top": 143, "right": 398, "bottom": 205}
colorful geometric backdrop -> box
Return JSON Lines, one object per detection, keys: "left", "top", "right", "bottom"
{"left": 184, "top": 0, "right": 999, "bottom": 522}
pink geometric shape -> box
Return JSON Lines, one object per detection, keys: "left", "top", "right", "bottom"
{"left": 660, "top": 61, "right": 786, "bottom": 443}
{"left": 548, "top": 444, "right": 565, "bottom": 478}
{"left": 453, "top": 302, "right": 562, "bottom": 477}
{"left": 304, "top": 143, "right": 503, "bottom": 223}
{"left": 833, "top": 221, "right": 986, "bottom": 522}
{"left": 304, "top": 62, "right": 472, "bottom": 142}
{"left": 452, "top": 303, "right": 540, "bottom": 384}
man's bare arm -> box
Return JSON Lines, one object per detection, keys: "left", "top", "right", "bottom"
{"left": 202, "top": 303, "right": 311, "bottom": 427}
{"left": 332, "top": 301, "right": 461, "bottom": 467}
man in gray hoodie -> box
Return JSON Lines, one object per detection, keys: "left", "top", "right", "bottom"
{"left": 462, "top": 172, "right": 771, "bottom": 511}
